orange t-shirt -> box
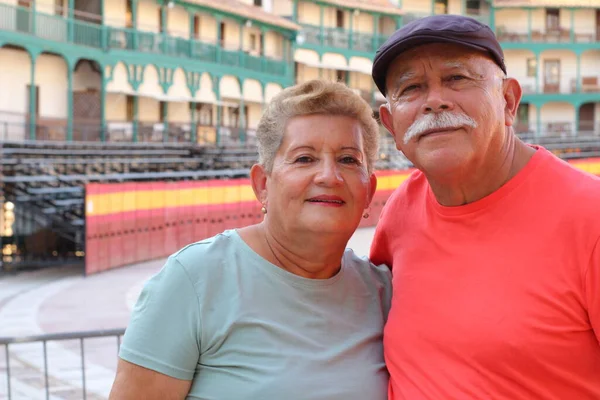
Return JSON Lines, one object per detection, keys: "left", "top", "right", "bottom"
{"left": 371, "top": 147, "right": 600, "bottom": 399}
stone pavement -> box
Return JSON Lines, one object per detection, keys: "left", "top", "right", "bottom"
{"left": 0, "top": 227, "right": 376, "bottom": 400}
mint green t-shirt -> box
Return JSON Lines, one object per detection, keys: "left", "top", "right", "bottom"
{"left": 120, "top": 229, "right": 392, "bottom": 400}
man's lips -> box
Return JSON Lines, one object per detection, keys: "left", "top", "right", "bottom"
{"left": 306, "top": 195, "right": 345, "bottom": 205}
{"left": 417, "top": 127, "right": 461, "bottom": 140}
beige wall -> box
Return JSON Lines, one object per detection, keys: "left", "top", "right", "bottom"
{"left": 137, "top": 65, "right": 163, "bottom": 99}
{"left": 505, "top": 50, "right": 537, "bottom": 92}
{"left": 540, "top": 50, "right": 577, "bottom": 94}
{"left": 298, "top": 1, "right": 321, "bottom": 25}
{"left": 243, "top": 79, "right": 263, "bottom": 103}
{"left": 106, "top": 62, "right": 132, "bottom": 94}
{"left": 446, "top": 0, "right": 463, "bottom": 15}
{"left": 496, "top": 9, "right": 528, "bottom": 35}
{"left": 74, "top": 62, "right": 101, "bottom": 91}
{"left": 167, "top": 6, "right": 189, "bottom": 38}
{"left": 167, "top": 68, "right": 191, "bottom": 100}
{"left": 581, "top": 51, "right": 600, "bottom": 81}
{"left": 295, "top": 64, "right": 320, "bottom": 83}
{"left": 265, "top": 83, "right": 282, "bottom": 103}
{"left": 222, "top": 20, "right": 241, "bottom": 50}
{"left": 380, "top": 16, "right": 397, "bottom": 36}
{"left": 350, "top": 72, "right": 372, "bottom": 91}
{"left": 247, "top": 103, "right": 262, "bottom": 129}
{"left": 105, "top": 93, "right": 127, "bottom": 121}
{"left": 265, "top": 31, "right": 283, "bottom": 59}
{"left": 137, "top": 0, "right": 160, "bottom": 32}
{"left": 104, "top": 0, "right": 127, "bottom": 27}
{"left": 273, "top": 0, "right": 293, "bottom": 17}
{"left": 138, "top": 97, "right": 159, "bottom": 122}
{"left": 401, "top": 0, "right": 431, "bottom": 15}
{"left": 220, "top": 75, "right": 242, "bottom": 99}
{"left": 574, "top": 9, "right": 596, "bottom": 36}
{"left": 36, "top": 0, "right": 56, "bottom": 15}
{"left": 540, "top": 102, "right": 575, "bottom": 125}
{"left": 354, "top": 12, "right": 375, "bottom": 34}
{"left": 199, "top": 14, "right": 218, "bottom": 43}
{"left": 244, "top": 26, "right": 262, "bottom": 55}
{"left": 168, "top": 102, "right": 189, "bottom": 123}
{"left": 37, "top": 54, "right": 68, "bottom": 119}
{"left": 0, "top": 48, "right": 31, "bottom": 115}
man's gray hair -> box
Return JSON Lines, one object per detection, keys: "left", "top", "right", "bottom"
{"left": 256, "top": 80, "right": 380, "bottom": 174}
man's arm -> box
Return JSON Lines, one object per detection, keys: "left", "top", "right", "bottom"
{"left": 586, "top": 237, "right": 600, "bottom": 344}
{"left": 109, "top": 359, "right": 192, "bottom": 400}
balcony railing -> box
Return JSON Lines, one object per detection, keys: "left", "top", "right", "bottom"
{"left": 497, "top": 27, "right": 599, "bottom": 43}
{"left": 299, "top": 23, "right": 389, "bottom": 54}
{"left": 514, "top": 75, "right": 600, "bottom": 95}
{"left": 0, "top": 3, "right": 288, "bottom": 77}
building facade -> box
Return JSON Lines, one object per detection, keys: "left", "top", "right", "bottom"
{"left": 0, "top": 0, "right": 598, "bottom": 143}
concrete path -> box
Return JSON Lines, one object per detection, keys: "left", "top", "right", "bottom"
{"left": 0, "top": 227, "right": 376, "bottom": 399}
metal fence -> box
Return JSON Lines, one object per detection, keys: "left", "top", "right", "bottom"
{"left": 0, "top": 329, "right": 125, "bottom": 400}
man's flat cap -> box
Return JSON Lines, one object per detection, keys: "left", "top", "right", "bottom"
{"left": 372, "top": 14, "right": 506, "bottom": 96}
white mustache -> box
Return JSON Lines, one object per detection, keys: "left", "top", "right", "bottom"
{"left": 404, "top": 112, "right": 478, "bottom": 144}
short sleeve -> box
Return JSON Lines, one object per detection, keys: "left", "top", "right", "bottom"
{"left": 586, "top": 237, "right": 600, "bottom": 344}
{"left": 370, "top": 204, "right": 392, "bottom": 269}
{"left": 119, "top": 256, "right": 201, "bottom": 380}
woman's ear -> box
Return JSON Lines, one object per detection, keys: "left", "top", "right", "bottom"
{"left": 250, "top": 164, "right": 268, "bottom": 205}
{"left": 367, "top": 173, "right": 378, "bottom": 206}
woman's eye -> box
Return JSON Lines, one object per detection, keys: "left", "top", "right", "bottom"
{"left": 295, "top": 156, "right": 313, "bottom": 163}
{"left": 340, "top": 156, "right": 360, "bottom": 165}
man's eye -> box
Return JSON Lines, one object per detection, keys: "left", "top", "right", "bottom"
{"left": 450, "top": 75, "right": 466, "bottom": 81}
{"left": 401, "top": 85, "right": 418, "bottom": 94}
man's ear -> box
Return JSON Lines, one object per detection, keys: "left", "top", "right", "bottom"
{"left": 379, "top": 103, "right": 396, "bottom": 139}
{"left": 250, "top": 164, "right": 268, "bottom": 206}
{"left": 502, "top": 77, "right": 522, "bottom": 127}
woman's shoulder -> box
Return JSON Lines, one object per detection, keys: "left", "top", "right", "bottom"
{"left": 167, "top": 229, "right": 244, "bottom": 283}
{"left": 342, "top": 248, "right": 392, "bottom": 286}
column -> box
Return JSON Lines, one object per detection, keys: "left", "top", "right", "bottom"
{"left": 292, "top": 0, "right": 298, "bottom": 22}
{"left": 576, "top": 53, "right": 581, "bottom": 92}
{"left": 348, "top": 10, "right": 354, "bottom": 50}
{"left": 319, "top": 5, "right": 324, "bottom": 46}
{"left": 575, "top": 104, "right": 580, "bottom": 134}
{"left": 68, "top": 0, "right": 74, "bottom": 42}
{"left": 536, "top": 105, "right": 541, "bottom": 137}
{"left": 31, "top": 0, "right": 37, "bottom": 35}
{"left": 527, "top": 9, "right": 532, "bottom": 42}
{"left": 188, "top": 12, "right": 195, "bottom": 57}
{"left": 190, "top": 103, "right": 197, "bottom": 143}
{"left": 132, "top": 96, "right": 139, "bottom": 142}
{"left": 372, "top": 14, "right": 379, "bottom": 52}
{"left": 239, "top": 97, "right": 246, "bottom": 144}
{"left": 215, "top": 15, "right": 222, "bottom": 64}
{"left": 162, "top": 102, "right": 169, "bottom": 142}
{"left": 29, "top": 53, "right": 38, "bottom": 140}
{"left": 570, "top": 9, "right": 575, "bottom": 42}
{"left": 461, "top": 0, "right": 466, "bottom": 16}
{"left": 535, "top": 52, "right": 540, "bottom": 93}
{"left": 161, "top": 5, "right": 168, "bottom": 54}
{"left": 67, "top": 61, "right": 73, "bottom": 141}
{"left": 430, "top": 0, "right": 435, "bottom": 15}
{"left": 131, "top": 0, "right": 139, "bottom": 49}
{"left": 260, "top": 28, "right": 266, "bottom": 71}
{"left": 239, "top": 22, "right": 245, "bottom": 68}
{"left": 100, "top": 66, "right": 106, "bottom": 141}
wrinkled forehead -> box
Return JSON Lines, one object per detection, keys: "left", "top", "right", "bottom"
{"left": 385, "top": 43, "right": 496, "bottom": 83}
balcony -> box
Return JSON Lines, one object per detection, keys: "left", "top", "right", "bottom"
{"left": 497, "top": 27, "right": 599, "bottom": 44}
{"left": 298, "top": 23, "right": 388, "bottom": 55}
{"left": 0, "top": 2, "right": 289, "bottom": 78}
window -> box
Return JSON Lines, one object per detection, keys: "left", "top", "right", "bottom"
{"left": 193, "top": 15, "right": 200, "bottom": 39}
{"left": 191, "top": 103, "right": 213, "bottom": 126}
{"left": 126, "top": 0, "right": 133, "bottom": 28}
{"left": 54, "top": 0, "right": 63, "bottom": 15}
{"left": 434, "top": 0, "right": 448, "bottom": 14}
{"left": 466, "top": 0, "right": 480, "bottom": 15}
{"left": 159, "top": 8, "right": 165, "bottom": 33}
{"left": 526, "top": 58, "right": 537, "bottom": 77}
{"left": 249, "top": 33, "right": 258, "bottom": 52}
{"left": 336, "top": 70, "right": 347, "bottom": 83}
{"left": 253, "top": 0, "right": 262, "bottom": 6}
{"left": 336, "top": 9, "right": 344, "bottom": 28}
{"left": 546, "top": 8, "right": 559, "bottom": 31}
{"left": 219, "top": 22, "right": 226, "bottom": 46}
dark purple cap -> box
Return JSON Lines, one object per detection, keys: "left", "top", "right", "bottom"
{"left": 372, "top": 14, "right": 506, "bottom": 96}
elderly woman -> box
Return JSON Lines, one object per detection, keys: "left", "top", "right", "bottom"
{"left": 109, "top": 80, "right": 392, "bottom": 400}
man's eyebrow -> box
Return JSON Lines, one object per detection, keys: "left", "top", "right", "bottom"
{"left": 442, "top": 60, "right": 480, "bottom": 76}
{"left": 391, "top": 70, "right": 418, "bottom": 93}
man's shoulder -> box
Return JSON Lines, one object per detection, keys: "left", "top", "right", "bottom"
{"left": 384, "top": 168, "right": 428, "bottom": 207}
{"left": 540, "top": 151, "right": 600, "bottom": 199}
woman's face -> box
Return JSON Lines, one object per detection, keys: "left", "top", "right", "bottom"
{"left": 262, "top": 114, "right": 376, "bottom": 237}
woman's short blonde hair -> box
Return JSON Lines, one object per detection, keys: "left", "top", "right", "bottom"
{"left": 256, "top": 80, "right": 379, "bottom": 174}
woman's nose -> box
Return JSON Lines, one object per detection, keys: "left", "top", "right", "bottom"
{"left": 315, "top": 160, "right": 343, "bottom": 186}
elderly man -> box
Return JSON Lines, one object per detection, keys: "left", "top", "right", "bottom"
{"left": 370, "top": 14, "right": 600, "bottom": 399}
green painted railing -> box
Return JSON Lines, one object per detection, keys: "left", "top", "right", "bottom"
{"left": 0, "top": 3, "right": 288, "bottom": 76}
{"left": 299, "top": 23, "right": 389, "bottom": 54}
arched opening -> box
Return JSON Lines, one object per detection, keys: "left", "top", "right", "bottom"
{"left": 540, "top": 102, "right": 575, "bottom": 137}
{"left": 35, "top": 52, "right": 68, "bottom": 141}
{"left": 73, "top": 59, "right": 102, "bottom": 141}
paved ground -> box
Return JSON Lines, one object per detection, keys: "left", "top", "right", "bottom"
{"left": 0, "top": 227, "right": 376, "bottom": 400}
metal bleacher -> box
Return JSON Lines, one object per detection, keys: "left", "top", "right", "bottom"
{"left": 0, "top": 140, "right": 259, "bottom": 272}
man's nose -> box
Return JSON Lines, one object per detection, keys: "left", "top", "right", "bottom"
{"left": 421, "top": 85, "right": 454, "bottom": 114}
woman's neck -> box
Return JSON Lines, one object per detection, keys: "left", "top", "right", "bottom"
{"left": 238, "top": 223, "right": 349, "bottom": 279}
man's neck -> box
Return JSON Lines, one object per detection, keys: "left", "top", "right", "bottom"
{"left": 426, "top": 137, "right": 536, "bottom": 207}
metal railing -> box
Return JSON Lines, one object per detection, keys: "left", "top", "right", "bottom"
{"left": 0, "top": 3, "right": 289, "bottom": 77}
{"left": 0, "top": 329, "right": 125, "bottom": 400}
{"left": 496, "top": 27, "right": 600, "bottom": 44}
{"left": 299, "top": 23, "right": 389, "bottom": 53}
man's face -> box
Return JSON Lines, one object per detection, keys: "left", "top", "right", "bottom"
{"left": 380, "top": 43, "right": 510, "bottom": 176}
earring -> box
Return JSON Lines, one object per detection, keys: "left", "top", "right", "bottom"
{"left": 362, "top": 211, "right": 369, "bottom": 219}
{"left": 261, "top": 205, "right": 267, "bottom": 214}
